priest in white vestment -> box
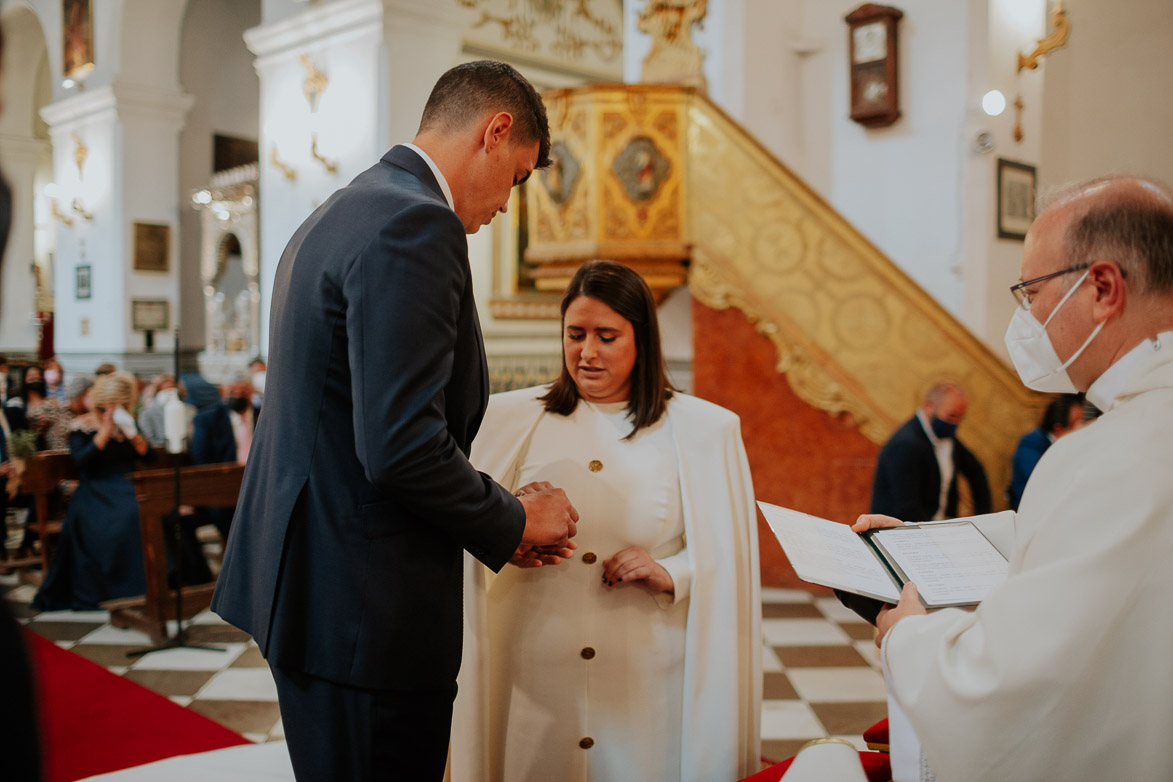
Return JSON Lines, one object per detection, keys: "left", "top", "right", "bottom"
{"left": 449, "top": 261, "right": 762, "bottom": 782}
{"left": 866, "top": 176, "right": 1173, "bottom": 781}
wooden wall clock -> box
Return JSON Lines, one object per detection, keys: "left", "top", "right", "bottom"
{"left": 846, "top": 4, "right": 903, "bottom": 128}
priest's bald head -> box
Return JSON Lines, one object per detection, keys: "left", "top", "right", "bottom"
{"left": 1009, "top": 175, "right": 1173, "bottom": 395}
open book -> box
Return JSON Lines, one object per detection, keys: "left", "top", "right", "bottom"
{"left": 758, "top": 501, "right": 1014, "bottom": 609}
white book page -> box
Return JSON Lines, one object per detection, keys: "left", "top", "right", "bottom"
{"left": 758, "top": 502, "right": 900, "bottom": 602}
{"left": 872, "top": 524, "right": 1007, "bottom": 606}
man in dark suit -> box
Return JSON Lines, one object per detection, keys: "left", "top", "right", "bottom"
{"left": 838, "top": 382, "right": 994, "bottom": 624}
{"left": 211, "top": 61, "right": 579, "bottom": 780}
{"left": 869, "top": 382, "right": 992, "bottom": 522}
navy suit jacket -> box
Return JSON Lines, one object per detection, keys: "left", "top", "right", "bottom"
{"left": 869, "top": 415, "right": 992, "bottom": 521}
{"left": 212, "top": 146, "right": 525, "bottom": 690}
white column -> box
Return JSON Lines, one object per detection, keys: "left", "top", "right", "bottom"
{"left": 245, "top": 0, "right": 384, "bottom": 356}
{"left": 0, "top": 134, "right": 50, "bottom": 354}
{"left": 40, "top": 82, "right": 194, "bottom": 373}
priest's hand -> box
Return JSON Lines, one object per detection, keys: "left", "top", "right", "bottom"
{"left": 518, "top": 484, "right": 579, "bottom": 547}
{"left": 851, "top": 513, "right": 906, "bottom": 533}
{"left": 875, "top": 582, "right": 926, "bottom": 648}
{"left": 602, "top": 546, "right": 674, "bottom": 596}
{"left": 507, "top": 541, "right": 577, "bottom": 568}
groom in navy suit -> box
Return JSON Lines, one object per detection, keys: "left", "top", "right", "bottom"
{"left": 212, "top": 61, "right": 579, "bottom": 780}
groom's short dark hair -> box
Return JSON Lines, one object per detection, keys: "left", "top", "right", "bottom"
{"left": 419, "top": 60, "right": 551, "bottom": 169}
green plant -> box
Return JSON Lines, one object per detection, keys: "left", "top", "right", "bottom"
{"left": 6, "top": 430, "right": 38, "bottom": 460}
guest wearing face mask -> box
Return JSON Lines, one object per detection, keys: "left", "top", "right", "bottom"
{"left": 43, "top": 358, "right": 65, "bottom": 401}
{"left": 869, "top": 382, "right": 992, "bottom": 523}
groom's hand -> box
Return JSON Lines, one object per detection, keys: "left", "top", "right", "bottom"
{"left": 518, "top": 485, "right": 579, "bottom": 547}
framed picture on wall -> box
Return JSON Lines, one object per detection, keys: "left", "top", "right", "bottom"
{"left": 997, "top": 158, "right": 1037, "bottom": 241}
{"left": 131, "top": 299, "right": 170, "bottom": 332}
{"left": 133, "top": 222, "right": 170, "bottom": 272}
{"left": 75, "top": 264, "right": 91, "bottom": 300}
{"left": 62, "top": 0, "right": 95, "bottom": 81}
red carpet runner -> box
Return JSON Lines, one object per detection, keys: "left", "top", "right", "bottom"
{"left": 26, "top": 628, "right": 250, "bottom": 782}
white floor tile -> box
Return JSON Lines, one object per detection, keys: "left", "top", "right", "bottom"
{"left": 853, "top": 640, "right": 882, "bottom": 668}
{"left": 197, "top": 667, "right": 279, "bottom": 701}
{"left": 762, "top": 644, "right": 784, "bottom": 673}
{"left": 760, "top": 700, "right": 824, "bottom": 739}
{"left": 108, "top": 665, "right": 129, "bottom": 675}
{"left": 129, "top": 642, "right": 246, "bottom": 671}
{"left": 169, "top": 695, "right": 193, "bottom": 707}
{"left": 813, "top": 596, "right": 867, "bottom": 623}
{"left": 269, "top": 719, "right": 285, "bottom": 739}
{"left": 55, "top": 640, "right": 74, "bottom": 649}
{"left": 5, "top": 584, "right": 37, "bottom": 603}
{"left": 75, "top": 624, "right": 154, "bottom": 645}
{"left": 32, "top": 609, "right": 110, "bottom": 623}
{"left": 761, "top": 587, "right": 815, "bottom": 604}
{"left": 189, "top": 610, "right": 230, "bottom": 626}
{"left": 786, "top": 667, "right": 888, "bottom": 703}
{"left": 762, "top": 618, "right": 851, "bottom": 647}
{"left": 243, "top": 733, "right": 268, "bottom": 744}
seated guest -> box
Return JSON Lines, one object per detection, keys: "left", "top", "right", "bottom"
{"left": 1006, "top": 394, "right": 1083, "bottom": 510}
{"left": 181, "top": 373, "right": 237, "bottom": 537}
{"left": 138, "top": 373, "right": 178, "bottom": 449}
{"left": 25, "top": 372, "right": 70, "bottom": 451}
{"left": 450, "top": 261, "right": 762, "bottom": 782}
{"left": 43, "top": 357, "right": 65, "bottom": 401}
{"left": 33, "top": 372, "right": 156, "bottom": 610}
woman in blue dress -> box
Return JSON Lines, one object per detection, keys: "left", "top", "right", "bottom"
{"left": 34, "top": 372, "right": 155, "bottom": 611}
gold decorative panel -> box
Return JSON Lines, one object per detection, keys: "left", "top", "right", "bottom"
{"left": 526, "top": 86, "right": 691, "bottom": 300}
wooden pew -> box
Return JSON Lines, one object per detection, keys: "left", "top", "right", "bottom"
{"left": 104, "top": 463, "right": 243, "bottom": 643}
{"left": 7, "top": 450, "right": 76, "bottom": 580}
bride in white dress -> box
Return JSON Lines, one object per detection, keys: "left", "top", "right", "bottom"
{"left": 450, "top": 261, "right": 762, "bottom": 782}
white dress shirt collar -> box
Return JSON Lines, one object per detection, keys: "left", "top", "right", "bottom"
{"left": 1086, "top": 330, "right": 1173, "bottom": 412}
{"left": 402, "top": 143, "right": 455, "bottom": 212}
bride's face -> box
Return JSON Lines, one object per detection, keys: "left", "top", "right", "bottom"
{"left": 563, "top": 295, "right": 638, "bottom": 404}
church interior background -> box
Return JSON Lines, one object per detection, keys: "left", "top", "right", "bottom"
{"left": 2, "top": 0, "right": 1172, "bottom": 771}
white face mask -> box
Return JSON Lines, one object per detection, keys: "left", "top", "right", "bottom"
{"left": 251, "top": 371, "right": 266, "bottom": 395}
{"left": 1004, "top": 269, "right": 1103, "bottom": 393}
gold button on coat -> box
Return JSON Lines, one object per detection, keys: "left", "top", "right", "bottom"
{"left": 579, "top": 737, "right": 594, "bottom": 749}
{"left": 581, "top": 647, "right": 595, "bottom": 660}
{"left": 588, "top": 459, "right": 603, "bottom": 472}
{"left": 582, "top": 552, "right": 597, "bottom": 564}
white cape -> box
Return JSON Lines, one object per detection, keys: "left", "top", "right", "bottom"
{"left": 449, "top": 387, "right": 762, "bottom": 781}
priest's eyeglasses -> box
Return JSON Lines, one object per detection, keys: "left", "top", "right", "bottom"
{"left": 1010, "top": 263, "right": 1089, "bottom": 311}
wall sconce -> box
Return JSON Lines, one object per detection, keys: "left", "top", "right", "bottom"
{"left": 73, "top": 133, "right": 88, "bottom": 179}
{"left": 72, "top": 198, "right": 93, "bottom": 221}
{"left": 301, "top": 55, "right": 338, "bottom": 174}
{"left": 1017, "top": 1, "right": 1070, "bottom": 73}
{"left": 50, "top": 199, "right": 74, "bottom": 227}
{"left": 271, "top": 144, "right": 297, "bottom": 181}
{"left": 1013, "top": 1, "right": 1071, "bottom": 143}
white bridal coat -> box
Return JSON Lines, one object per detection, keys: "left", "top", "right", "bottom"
{"left": 449, "top": 387, "right": 762, "bottom": 781}
{"left": 883, "top": 340, "right": 1173, "bottom": 781}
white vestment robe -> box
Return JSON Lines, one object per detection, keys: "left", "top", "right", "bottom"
{"left": 882, "top": 344, "right": 1173, "bottom": 781}
{"left": 449, "top": 387, "right": 761, "bottom": 781}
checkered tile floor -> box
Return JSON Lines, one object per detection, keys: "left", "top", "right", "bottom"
{"left": 3, "top": 574, "right": 886, "bottom": 765}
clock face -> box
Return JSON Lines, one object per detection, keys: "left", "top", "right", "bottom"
{"left": 853, "top": 21, "right": 887, "bottom": 64}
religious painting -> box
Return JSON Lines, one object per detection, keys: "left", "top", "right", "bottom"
{"left": 75, "top": 264, "right": 91, "bottom": 300}
{"left": 62, "top": 0, "right": 95, "bottom": 81}
{"left": 997, "top": 158, "right": 1036, "bottom": 241}
{"left": 540, "top": 142, "right": 581, "bottom": 206}
{"left": 612, "top": 136, "right": 671, "bottom": 203}
{"left": 133, "top": 222, "right": 170, "bottom": 272}
{"left": 131, "top": 299, "right": 170, "bottom": 332}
